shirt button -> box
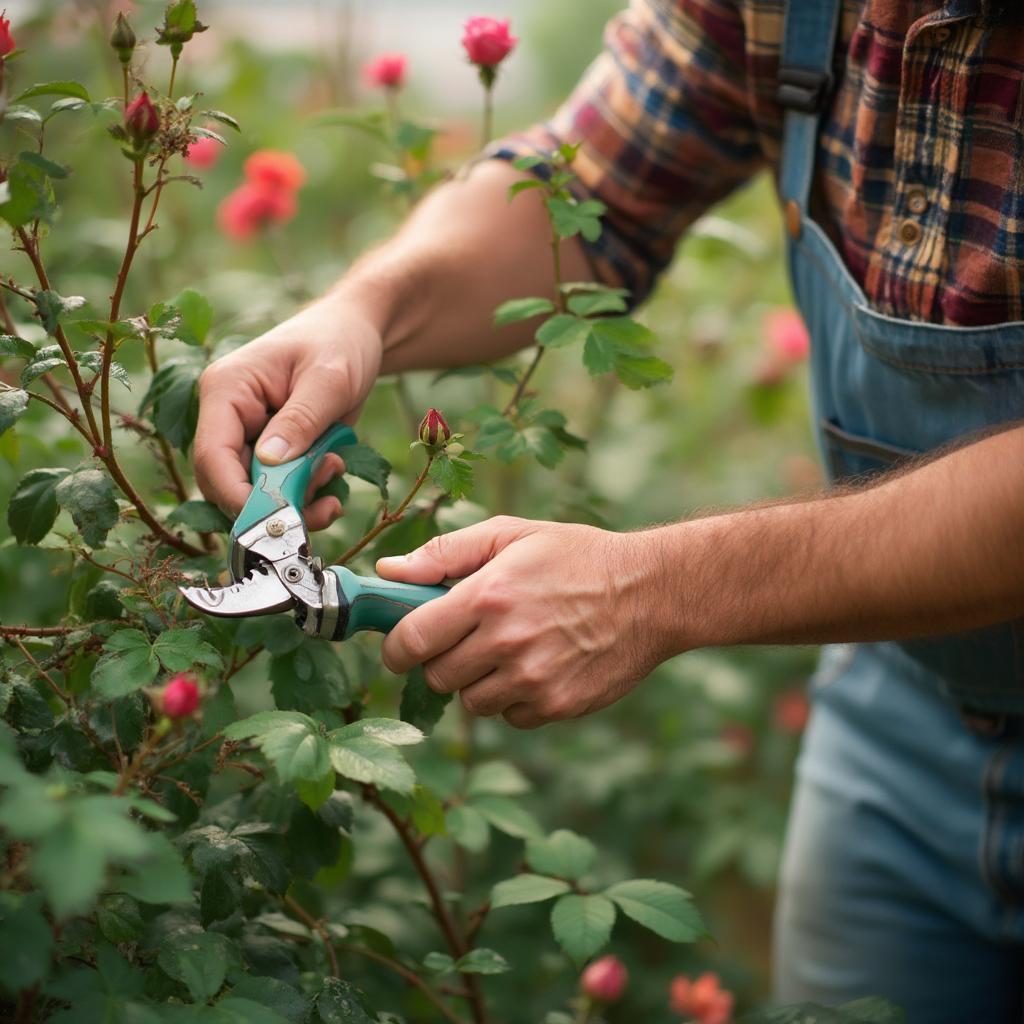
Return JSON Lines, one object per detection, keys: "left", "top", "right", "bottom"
{"left": 785, "top": 198, "right": 802, "bottom": 240}
{"left": 906, "top": 187, "right": 928, "bottom": 215}
{"left": 899, "top": 219, "right": 922, "bottom": 245}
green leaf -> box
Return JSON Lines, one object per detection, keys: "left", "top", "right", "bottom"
{"left": 295, "top": 771, "right": 336, "bottom": 812}
{"left": 200, "top": 109, "right": 240, "bottom": 132}
{"left": 0, "top": 389, "right": 29, "bottom": 437}
{"left": 545, "top": 196, "right": 605, "bottom": 242}
{"left": 550, "top": 894, "right": 616, "bottom": 965}
{"left": 168, "top": 288, "right": 214, "bottom": 346}
{"left": 33, "top": 292, "right": 86, "bottom": 336}
{"left": 7, "top": 467, "right": 69, "bottom": 544}
{"left": 738, "top": 1000, "right": 908, "bottom": 1024}
{"left": 337, "top": 443, "right": 390, "bottom": 499}
{"left": 329, "top": 717, "right": 423, "bottom": 746}
{"left": 226, "top": 711, "right": 330, "bottom": 783}
{"left": 20, "top": 344, "right": 66, "bottom": 386}
{"left": 0, "top": 335, "right": 36, "bottom": 360}
{"left": 167, "top": 500, "right": 232, "bottom": 534}
{"left": 423, "top": 951, "right": 454, "bottom": 973}
{"left": 115, "top": 833, "right": 193, "bottom": 905}
{"left": 55, "top": 468, "right": 119, "bottom": 548}
{"left": 153, "top": 627, "right": 224, "bottom": 673}
{"left": 15, "top": 81, "right": 91, "bottom": 103}
{"left": 96, "top": 893, "right": 144, "bottom": 944}
{"left": 612, "top": 351, "right": 674, "bottom": 389}
{"left": 604, "top": 879, "right": 706, "bottom": 942}
{"left": 399, "top": 665, "right": 451, "bottom": 733}
{"left": 512, "top": 155, "right": 545, "bottom": 171}
{"left": 395, "top": 119, "right": 438, "bottom": 161}
{"left": 507, "top": 178, "right": 545, "bottom": 199}
{"left": 230, "top": 978, "right": 311, "bottom": 1024}
{"left": 493, "top": 297, "right": 555, "bottom": 327}
{"left": 445, "top": 804, "right": 489, "bottom": 853}
{"left": 408, "top": 784, "right": 447, "bottom": 836}
{"left": 73, "top": 351, "right": 130, "bottom": 389}
{"left": 470, "top": 794, "right": 543, "bottom": 839}
{"left": 0, "top": 896, "right": 54, "bottom": 992}
{"left": 526, "top": 830, "right": 597, "bottom": 881}
{"left": 316, "top": 977, "right": 376, "bottom": 1024}
{"left": 269, "top": 639, "right": 350, "bottom": 714}
{"left": 140, "top": 358, "right": 202, "bottom": 452}
{"left": 536, "top": 314, "right": 590, "bottom": 349}
{"left": 429, "top": 454, "right": 475, "bottom": 500}
{"left": 91, "top": 629, "right": 158, "bottom": 698}
{"left": 328, "top": 735, "right": 414, "bottom": 794}
{"left": 6, "top": 105, "right": 43, "bottom": 125}
{"left": 19, "top": 152, "right": 70, "bottom": 180}
{"left": 157, "top": 929, "right": 234, "bottom": 1002}
{"left": 490, "top": 873, "right": 571, "bottom": 910}
{"left": 567, "top": 290, "right": 629, "bottom": 316}
{"left": 157, "top": 0, "right": 209, "bottom": 47}
{"left": 466, "top": 760, "right": 531, "bottom": 796}
{"left": 0, "top": 159, "right": 56, "bottom": 227}
{"left": 454, "top": 948, "right": 511, "bottom": 975}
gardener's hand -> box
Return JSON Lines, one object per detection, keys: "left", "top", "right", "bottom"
{"left": 377, "top": 517, "right": 663, "bottom": 728}
{"left": 193, "top": 298, "right": 382, "bottom": 531}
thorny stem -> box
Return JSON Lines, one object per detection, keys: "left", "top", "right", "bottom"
{"left": 333, "top": 454, "right": 435, "bottom": 566}
{"left": 0, "top": 624, "right": 87, "bottom": 637}
{"left": 335, "top": 943, "right": 471, "bottom": 1024}
{"left": 9, "top": 637, "right": 71, "bottom": 704}
{"left": 282, "top": 893, "right": 340, "bottom": 978}
{"left": 1, "top": 384, "right": 95, "bottom": 446}
{"left": 114, "top": 727, "right": 164, "bottom": 796}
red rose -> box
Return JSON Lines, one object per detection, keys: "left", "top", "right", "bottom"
{"left": 160, "top": 673, "right": 200, "bottom": 719}
{"left": 364, "top": 52, "right": 407, "bottom": 89}
{"left": 125, "top": 91, "right": 160, "bottom": 143}
{"left": 461, "top": 16, "right": 517, "bottom": 68}
{"left": 243, "top": 150, "right": 306, "bottom": 193}
{"left": 0, "top": 14, "right": 15, "bottom": 58}
{"left": 668, "top": 972, "right": 734, "bottom": 1024}
{"left": 581, "top": 955, "right": 628, "bottom": 1003}
{"left": 184, "top": 136, "right": 223, "bottom": 169}
{"left": 418, "top": 408, "right": 451, "bottom": 448}
{"left": 217, "top": 182, "right": 297, "bottom": 241}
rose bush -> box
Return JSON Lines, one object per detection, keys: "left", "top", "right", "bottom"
{"left": 0, "top": 4, "right": 904, "bottom": 1024}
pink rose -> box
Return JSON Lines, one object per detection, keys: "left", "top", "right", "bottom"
{"left": 217, "top": 183, "right": 297, "bottom": 241}
{"left": 364, "top": 52, "right": 407, "bottom": 89}
{"left": 581, "top": 955, "right": 628, "bottom": 1003}
{"left": 243, "top": 150, "right": 306, "bottom": 193}
{"left": 160, "top": 673, "right": 200, "bottom": 719}
{"left": 184, "top": 135, "right": 223, "bottom": 169}
{"left": 669, "top": 972, "right": 734, "bottom": 1024}
{"left": 461, "top": 16, "right": 517, "bottom": 68}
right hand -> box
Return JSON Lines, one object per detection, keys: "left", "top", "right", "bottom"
{"left": 193, "top": 299, "right": 383, "bottom": 531}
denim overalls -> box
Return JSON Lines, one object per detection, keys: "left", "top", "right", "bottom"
{"left": 770, "top": 1, "right": 1024, "bottom": 1019}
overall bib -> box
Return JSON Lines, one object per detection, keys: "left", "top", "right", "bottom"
{"left": 771, "top": 1, "right": 1024, "bottom": 1020}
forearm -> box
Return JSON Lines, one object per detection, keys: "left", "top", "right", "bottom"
{"left": 320, "top": 160, "right": 592, "bottom": 373}
{"left": 645, "top": 426, "right": 1024, "bottom": 655}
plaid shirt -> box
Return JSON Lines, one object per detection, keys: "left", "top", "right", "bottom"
{"left": 496, "top": 0, "right": 1024, "bottom": 326}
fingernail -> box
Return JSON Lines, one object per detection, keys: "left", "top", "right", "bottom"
{"left": 256, "top": 435, "right": 290, "bottom": 462}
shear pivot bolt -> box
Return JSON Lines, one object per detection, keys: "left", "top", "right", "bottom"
{"left": 284, "top": 566, "right": 303, "bottom": 583}
{"left": 266, "top": 519, "right": 286, "bottom": 537}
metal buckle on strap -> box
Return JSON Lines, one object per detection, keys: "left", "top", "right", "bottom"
{"left": 777, "top": 65, "right": 833, "bottom": 113}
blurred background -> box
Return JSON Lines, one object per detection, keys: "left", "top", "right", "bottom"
{"left": 0, "top": 0, "right": 821, "bottom": 1018}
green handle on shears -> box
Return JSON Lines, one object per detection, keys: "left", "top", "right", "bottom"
{"left": 329, "top": 566, "right": 448, "bottom": 638}
{"left": 232, "top": 423, "right": 358, "bottom": 543}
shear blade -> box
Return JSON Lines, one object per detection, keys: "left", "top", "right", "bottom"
{"left": 179, "top": 565, "right": 295, "bottom": 617}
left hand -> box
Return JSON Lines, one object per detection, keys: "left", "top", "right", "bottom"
{"left": 377, "top": 516, "right": 661, "bottom": 729}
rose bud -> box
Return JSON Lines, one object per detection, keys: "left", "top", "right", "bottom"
{"left": 461, "top": 16, "right": 518, "bottom": 69}
{"left": 0, "top": 13, "right": 14, "bottom": 58}
{"left": 125, "top": 91, "right": 160, "bottom": 144}
{"left": 581, "top": 955, "right": 628, "bottom": 1003}
{"left": 364, "top": 52, "right": 407, "bottom": 90}
{"left": 110, "top": 12, "right": 136, "bottom": 66}
{"left": 418, "top": 408, "right": 452, "bottom": 448}
{"left": 160, "top": 673, "right": 200, "bottom": 719}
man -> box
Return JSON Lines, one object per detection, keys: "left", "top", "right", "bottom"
{"left": 193, "top": 1, "right": 1024, "bottom": 1020}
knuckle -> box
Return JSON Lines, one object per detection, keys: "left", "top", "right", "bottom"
{"left": 477, "top": 578, "right": 514, "bottom": 615}
{"left": 459, "top": 689, "right": 487, "bottom": 716}
{"left": 504, "top": 709, "right": 539, "bottom": 731}
{"left": 540, "top": 692, "right": 573, "bottom": 720}
{"left": 400, "top": 617, "right": 429, "bottom": 665}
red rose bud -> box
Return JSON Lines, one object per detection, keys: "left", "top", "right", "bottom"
{"left": 461, "top": 16, "right": 517, "bottom": 68}
{"left": 364, "top": 52, "right": 407, "bottom": 90}
{"left": 0, "top": 13, "right": 14, "bottom": 59}
{"left": 110, "top": 12, "right": 136, "bottom": 65}
{"left": 581, "top": 955, "right": 628, "bottom": 1003}
{"left": 125, "top": 91, "right": 160, "bottom": 143}
{"left": 160, "top": 673, "right": 200, "bottom": 719}
{"left": 418, "top": 408, "right": 451, "bottom": 448}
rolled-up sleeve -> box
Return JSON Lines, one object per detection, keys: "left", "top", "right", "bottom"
{"left": 492, "top": 0, "right": 764, "bottom": 304}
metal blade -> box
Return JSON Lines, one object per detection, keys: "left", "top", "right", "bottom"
{"left": 178, "top": 566, "right": 295, "bottom": 618}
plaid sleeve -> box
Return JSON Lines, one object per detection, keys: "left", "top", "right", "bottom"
{"left": 491, "top": 0, "right": 765, "bottom": 304}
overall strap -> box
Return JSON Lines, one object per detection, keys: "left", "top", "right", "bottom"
{"left": 778, "top": 0, "right": 844, "bottom": 216}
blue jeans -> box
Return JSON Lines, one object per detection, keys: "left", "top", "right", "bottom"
{"left": 773, "top": 644, "right": 1024, "bottom": 1022}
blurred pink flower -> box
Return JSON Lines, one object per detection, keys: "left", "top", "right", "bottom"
{"left": 461, "top": 16, "right": 517, "bottom": 68}
{"left": 364, "top": 52, "right": 407, "bottom": 89}
{"left": 720, "top": 723, "right": 754, "bottom": 759}
{"left": 581, "top": 955, "right": 628, "bottom": 1003}
{"left": 763, "top": 308, "right": 810, "bottom": 362}
{"left": 243, "top": 150, "right": 306, "bottom": 193}
{"left": 184, "top": 135, "right": 223, "bottom": 169}
{"left": 773, "top": 688, "right": 810, "bottom": 735}
{"left": 160, "top": 673, "right": 200, "bottom": 719}
{"left": 669, "top": 972, "right": 734, "bottom": 1024}
{"left": 217, "top": 182, "right": 297, "bottom": 241}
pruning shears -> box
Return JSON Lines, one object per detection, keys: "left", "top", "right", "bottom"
{"left": 178, "top": 424, "right": 448, "bottom": 639}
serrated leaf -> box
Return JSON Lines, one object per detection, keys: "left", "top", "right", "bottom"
{"left": 316, "top": 977, "right": 376, "bottom": 1024}
{"left": 550, "top": 894, "right": 616, "bottom": 965}
{"left": 604, "top": 879, "right": 706, "bottom": 942}
{"left": 91, "top": 630, "right": 159, "bottom": 698}
{"left": 429, "top": 454, "right": 474, "bottom": 500}
{"left": 152, "top": 628, "right": 223, "bottom": 673}
{"left": 226, "top": 711, "right": 329, "bottom": 783}
{"left": 470, "top": 794, "right": 543, "bottom": 838}
{"left": 6, "top": 105, "right": 43, "bottom": 125}
{"left": 536, "top": 314, "right": 590, "bottom": 349}
{"left": 466, "top": 760, "right": 531, "bottom": 796}
{"left": 399, "top": 665, "right": 451, "bottom": 733}
{"left": 337, "top": 443, "right": 390, "bottom": 498}
{"left": 96, "top": 894, "right": 143, "bottom": 944}
{"left": 508, "top": 178, "right": 545, "bottom": 199}
{"left": 328, "top": 735, "right": 414, "bottom": 794}
{"left": 20, "top": 344, "right": 66, "bottom": 385}
{"left": 526, "top": 830, "right": 596, "bottom": 881}
{"left": 7, "top": 467, "right": 69, "bottom": 544}
{"left": 55, "top": 468, "right": 119, "bottom": 548}
{"left": 512, "top": 155, "right": 545, "bottom": 171}
{"left": 490, "top": 873, "right": 571, "bottom": 909}
{"left": 167, "top": 499, "right": 232, "bottom": 533}
{"left": 19, "top": 152, "right": 70, "bottom": 180}
{"left": 545, "top": 196, "right": 605, "bottom": 242}
{"left": 0, "top": 389, "right": 29, "bottom": 436}
{"left": 33, "top": 292, "right": 86, "bottom": 336}
{"left": 139, "top": 358, "right": 202, "bottom": 452}
{"left": 0, "top": 897, "right": 53, "bottom": 992}
{"left": 494, "top": 297, "right": 555, "bottom": 327}
{"left": 423, "top": 951, "right": 454, "bottom": 973}
{"left": 0, "top": 159, "right": 56, "bottom": 227}
{"left": 295, "top": 771, "right": 336, "bottom": 812}
{"left": 0, "top": 336, "right": 36, "bottom": 360}
{"left": 329, "top": 717, "right": 422, "bottom": 746}
{"left": 454, "top": 948, "right": 511, "bottom": 974}
{"left": 158, "top": 929, "right": 234, "bottom": 1002}
{"left": 16, "top": 81, "right": 90, "bottom": 103}
{"left": 168, "top": 288, "right": 214, "bottom": 346}
{"left": 567, "top": 290, "right": 629, "bottom": 316}
{"left": 445, "top": 804, "right": 489, "bottom": 853}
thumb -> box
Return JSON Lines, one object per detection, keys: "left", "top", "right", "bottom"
{"left": 376, "top": 516, "right": 529, "bottom": 584}
{"left": 255, "top": 371, "right": 352, "bottom": 465}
